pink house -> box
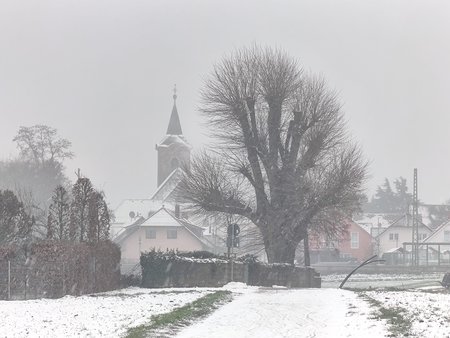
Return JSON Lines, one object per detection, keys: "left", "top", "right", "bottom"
{"left": 337, "top": 220, "right": 374, "bottom": 262}
{"left": 309, "top": 219, "right": 374, "bottom": 263}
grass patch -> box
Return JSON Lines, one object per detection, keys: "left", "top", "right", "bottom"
{"left": 360, "top": 293, "right": 412, "bottom": 337}
{"left": 125, "top": 290, "right": 232, "bottom": 338}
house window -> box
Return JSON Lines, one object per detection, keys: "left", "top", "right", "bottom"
{"left": 389, "top": 233, "right": 399, "bottom": 241}
{"left": 167, "top": 229, "right": 177, "bottom": 239}
{"left": 351, "top": 232, "right": 359, "bottom": 249}
{"left": 444, "top": 231, "right": 450, "bottom": 242}
{"left": 145, "top": 229, "right": 156, "bottom": 239}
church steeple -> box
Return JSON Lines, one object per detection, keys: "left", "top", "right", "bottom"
{"left": 156, "top": 85, "right": 191, "bottom": 187}
{"left": 166, "top": 85, "right": 183, "bottom": 135}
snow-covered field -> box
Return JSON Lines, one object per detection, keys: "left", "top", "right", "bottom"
{"left": 365, "top": 289, "right": 450, "bottom": 338}
{"left": 322, "top": 272, "right": 444, "bottom": 289}
{"left": 0, "top": 287, "right": 213, "bottom": 337}
{"left": 0, "top": 282, "right": 449, "bottom": 337}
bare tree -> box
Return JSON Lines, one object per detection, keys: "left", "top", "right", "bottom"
{"left": 13, "top": 125, "right": 74, "bottom": 166}
{"left": 178, "top": 46, "right": 367, "bottom": 264}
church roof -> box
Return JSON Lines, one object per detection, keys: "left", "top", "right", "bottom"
{"left": 151, "top": 167, "right": 183, "bottom": 201}
{"left": 166, "top": 88, "right": 183, "bottom": 135}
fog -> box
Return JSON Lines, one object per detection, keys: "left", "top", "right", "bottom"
{"left": 1, "top": 0, "right": 450, "bottom": 207}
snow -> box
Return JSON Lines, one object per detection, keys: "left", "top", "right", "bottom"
{"left": 0, "top": 287, "right": 213, "bottom": 337}
{"left": 322, "top": 272, "right": 444, "bottom": 289}
{"left": 1, "top": 281, "right": 449, "bottom": 337}
{"left": 176, "top": 288, "right": 388, "bottom": 338}
{"left": 365, "top": 290, "right": 450, "bottom": 337}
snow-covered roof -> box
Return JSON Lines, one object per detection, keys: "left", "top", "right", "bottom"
{"left": 113, "top": 199, "right": 167, "bottom": 224}
{"left": 114, "top": 206, "right": 211, "bottom": 249}
{"left": 423, "top": 219, "right": 450, "bottom": 243}
{"left": 376, "top": 214, "right": 432, "bottom": 238}
{"left": 353, "top": 213, "right": 394, "bottom": 234}
{"left": 150, "top": 168, "right": 183, "bottom": 202}
{"left": 141, "top": 208, "right": 184, "bottom": 227}
{"left": 157, "top": 134, "right": 191, "bottom": 149}
{"left": 385, "top": 247, "right": 409, "bottom": 254}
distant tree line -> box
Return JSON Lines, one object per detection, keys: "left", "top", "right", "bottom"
{"left": 47, "top": 177, "right": 111, "bottom": 243}
{"left": 0, "top": 125, "right": 112, "bottom": 244}
{"left": 364, "top": 177, "right": 411, "bottom": 213}
{"left": 363, "top": 177, "right": 450, "bottom": 229}
{"left": 1, "top": 177, "right": 111, "bottom": 244}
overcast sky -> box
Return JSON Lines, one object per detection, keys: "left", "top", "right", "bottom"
{"left": 1, "top": 0, "right": 450, "bottom": 207}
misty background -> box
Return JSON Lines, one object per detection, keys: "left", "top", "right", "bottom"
{"left": 1, "top": 0, "right": 450, "bottom": 208}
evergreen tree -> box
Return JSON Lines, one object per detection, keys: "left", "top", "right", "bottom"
{"left": 70, "top": 177, "right": 94, "bottom": 242}
{"left": 0, "top": 189, "right": 34, "bottom": 244}
{"left": 87, "top": 191, "right": 111, "bottom": 243}
{"left": 47, "top": 185, "right": 71, "bottom": 240}
{"left": 365, "top": 176, "right": 412, "bottom": 213}
{"left": 393, "top": 177, "right": 411, "bottom": 212}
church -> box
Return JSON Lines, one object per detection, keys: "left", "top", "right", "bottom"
{"left": 111, "top": 88, "right": 214, "bottom": 272}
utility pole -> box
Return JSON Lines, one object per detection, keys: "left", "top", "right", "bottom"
{"left": 411, "top": 168, "right": 419, "bottom": 266}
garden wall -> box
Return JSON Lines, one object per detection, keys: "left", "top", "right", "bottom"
{"left": 140, "top": 251, "right": 320, "bottom": 288}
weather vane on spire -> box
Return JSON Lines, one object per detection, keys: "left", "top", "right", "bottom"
{"left": 173, "top": 84, "right": 177, "bottom": 102}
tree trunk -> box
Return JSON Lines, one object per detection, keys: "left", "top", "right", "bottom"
{"left": 265, "top": 237, "right": 298, "bottom": 264}
{"left": 303, "top": 233, "right": 311, "bottom": 267}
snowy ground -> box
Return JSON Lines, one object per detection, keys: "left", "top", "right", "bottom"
{"left": 0, "top": 287, "right": 214, "bottom": 337}
{"left": 177, "top": 287, "right": 388, "bottom": 338}
{"left": 322, "top": 272, "right": 444, "bottom": 289}
{"left": 365, "top": 289, "right": 450, "bottom": 338}
{"left": 0, "top": 282, "right": 449, "bottom": 337}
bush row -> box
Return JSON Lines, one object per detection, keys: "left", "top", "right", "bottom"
{"left": 0, "top": 240, "right": 120, "bottom": 299}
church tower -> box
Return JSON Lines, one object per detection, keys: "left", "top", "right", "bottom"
{"left": 156, "top": 86, "right": 191, "bottom": 187}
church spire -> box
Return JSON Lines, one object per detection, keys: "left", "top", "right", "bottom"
{"left": 166, "top": 84, "right": 183, "bottom": 135}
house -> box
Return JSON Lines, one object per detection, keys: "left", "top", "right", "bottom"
{"left": 115, "top": 207, "right": 212, "bottom": 272}
{"left": 375, "top": 214, "right": 432, "bottom": 256}
{"left": 423, "top": 219, "right": 450, "bottom": 244}
{"left": 337, "top": 220, "right": 374, "bottom": 262}
{"left": 354, "top": 213, "right": 399, "bottom": 239}
{"left": 308, "top": 219, "right": 374, "bottom": 263}
{"left": 420, "top": 220, "right": 450, "bottom": 264}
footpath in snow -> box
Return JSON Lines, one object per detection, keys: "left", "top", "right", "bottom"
{"left": 177, "top": 286, "right": 388, "bottom": 338}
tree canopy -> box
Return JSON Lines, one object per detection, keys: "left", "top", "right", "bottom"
{"left": 0, "top": 125, "right": 73, "bottom": 213}
{"left": 364, "top": 177, "right": 412, "bottom": 213}
{"left": 179, "top": 46, "right": 367, "bottom": 264}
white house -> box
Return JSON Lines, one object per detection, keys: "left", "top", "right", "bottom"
{"left": 376, "top": 214, "right": 432, "bottom": 256}
{"left": 420, "top": 220, "right": 450, "bottom": 264}
{"left": 115, "top": 207, "right": 212, "bottom": 272}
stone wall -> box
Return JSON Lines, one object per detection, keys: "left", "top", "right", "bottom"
{"left": 141, "top": 258, "right": 320, "bottom": 288}
{"left": 248, "top": 264, "right": 321, "bottom": 288}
